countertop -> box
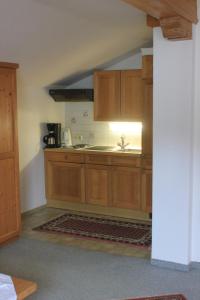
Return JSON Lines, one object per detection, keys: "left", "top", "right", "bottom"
{"left": 44, "top": 147, "right": 142, "bottom": 157}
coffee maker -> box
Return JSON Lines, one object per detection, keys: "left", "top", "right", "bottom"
{"left": 43, "top": 123, "right": 61, "bottom": 148}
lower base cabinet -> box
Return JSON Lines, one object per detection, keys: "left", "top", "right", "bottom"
{"left": 45, "top": 160, "right": 85, "bottom": 203}
{"left": 45, "top": 151, "right": 152, "bottom": 219}
{"left": 141, "top": 169, "right": 152, "bottom": 213}
{"left": 85, "top": 164, "right": 111, "bottom": 206}
{"left": 111, "top": 166, "right": 141, "bottom": 210}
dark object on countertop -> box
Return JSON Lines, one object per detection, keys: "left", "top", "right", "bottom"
{"left": 49, "top": 89, "right": 94, "bottom": 102}
{"left": 43, "top": 123, "right": 61, "bottom": 148}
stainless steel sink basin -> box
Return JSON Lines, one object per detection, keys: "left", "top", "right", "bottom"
{"left": 74, "top": 145, "right": 141, "bottom": 154}
{"left": 85, "top": 146, "right": 115, "bottom": 151}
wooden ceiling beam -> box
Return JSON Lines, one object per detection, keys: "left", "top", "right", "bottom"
{"left": 147, "top": 15, "right": 160, "bottom": 28}
{"left": 162, "top": 0, "right": 198, "bottom": 24}
{"left": 122, "top": 0, "right": 174, "bottom": 19}
{"left": 123, "top": 0, "right": 197, "bottom": 23}
{"left": 160, "top": 16, "right": 192, "bottom": 40}
{"left": 122, "top": 0, "right": 197, "bottom": 40}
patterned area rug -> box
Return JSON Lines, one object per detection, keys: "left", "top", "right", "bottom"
{"left": 125, "top": 295, "right": 187, "bottom": 300}
{"left": 34, "top": 213, "right": 151, "bottom": 247}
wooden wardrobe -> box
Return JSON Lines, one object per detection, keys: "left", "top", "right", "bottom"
{"left": 0, "top": 62, "right": 20, "bottom": 244}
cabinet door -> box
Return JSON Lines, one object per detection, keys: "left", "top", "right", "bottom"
{"left": 85, "top": 164, "right": 111, "bottom": 206}
{"left": 142, "top": 55, "right": 153, "bottom": 80}
{"left": 121, "top": 70, "right": 144, "bottom": 121}
{"left": 141, "top": 169, "right": 152, "bottom": 213}
{"left": 111, "top": 166, "right": 141, "bottom": 210}
{"left": 94, "top": 71, "right": 121, "bottom": 121}
{"left": 0, "top": 67, "right": 20, "bottom": 244}
{"left": 45, "top": 161, "right": 85, "bottom": 203}
{"left": 142, "top": 82, "right": 153, "bottom": 156}
{"left": 0, "top": 159, "right": 19, "bottom": 243}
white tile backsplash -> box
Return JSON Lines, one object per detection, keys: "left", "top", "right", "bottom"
{"left": 65, "top": 102, "right": 142, "bottom": 149}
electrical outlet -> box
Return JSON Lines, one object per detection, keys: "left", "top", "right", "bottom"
{"left": 71, "top": 117, "right": 76, "bottom": 124}
{"left": 83, "top": 111, "right": 89, "bottom": 117}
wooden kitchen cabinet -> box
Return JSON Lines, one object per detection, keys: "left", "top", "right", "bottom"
{"left": 0, "top": 62, "right": 20, "bottom": 245}
{"left": 142, "top": 55, "right": 153, "bottom": 80}
{"left": 111, "top": 166, "right": 141, "bottom": 210}
{"left": 142, "top": 55, "right": 153, "bottom": 213}
{"left": 45, "top": 160, "right": 85, "bottom": 203}
{"left": 44, "top": 150, "right": 150, "bottom": 220}
{"left": 141, "top": 169, "right": 152, "bottom": 213}
{"left": 142, "top": 81, "right": 153, "bottom": 155}
{"left": 121, "top": 70, "right": 144, "bottom": 121}
{"left": 85, "top": 164, "right": 111, "bottom": 206}
{"left": 94, "top": 71, "right": 121, "bottom": 121}
{"left": 94, "top": 69, "right": 144, "bottom": 121}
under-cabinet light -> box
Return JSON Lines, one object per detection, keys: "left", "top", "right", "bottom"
{"left": 109, "top": 122, "right": 142, "bottom": 135}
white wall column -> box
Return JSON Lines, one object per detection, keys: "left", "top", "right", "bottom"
{"left": 191, "top": 1, "right": 200, "bottom": 263}
{"left": 152, "top": 28, "right": 194, "bottom": 267}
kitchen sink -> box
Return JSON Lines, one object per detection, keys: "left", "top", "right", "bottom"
{"left": 84, "top": 146, "right": 115, "bottom": 151}
{"left": 117, "top": 149, "right": 141, "bottom": 153}
{"left": 74, "top": 145, "right": 141, "bottom": 154}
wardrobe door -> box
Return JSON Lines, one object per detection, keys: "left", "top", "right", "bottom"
{"left": 0, "top": 64, "right": 20, "bottom": 244}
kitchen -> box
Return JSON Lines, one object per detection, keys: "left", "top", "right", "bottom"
{"left": 43, "top": 50, "right": 153, "bottom": 230}
{"left": 1, "top": 0, "right": 200, "bottom": 299}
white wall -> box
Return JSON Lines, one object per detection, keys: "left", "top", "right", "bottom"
{"left": 17, "top": 78, "right": 65, "bottom": 212}
{"left": 67, "top": 52, "right": 142, "bottom": 89}
{"left": 152, "top": 28, "right": 194, "bottom": 265}
{"left": 191, "top": 1, "right": 200, "bottom": 263}
{"left": 65, "top": 52, "right": 142, "bottom": 148}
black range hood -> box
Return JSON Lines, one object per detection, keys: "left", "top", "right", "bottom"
{"left": 49, "top": 89, "right": 94, "bottom": 102}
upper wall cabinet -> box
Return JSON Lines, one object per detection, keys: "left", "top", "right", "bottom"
{"left": 94, "top": 71, "right": 121, "bottom": 121}
{"left": 121, "top": 70, "right": 144, "bottom": 121}
{"left": 94, "top": 70, "right": 144, "bottom": 121}
{"left": 142, "top": 55, "right": 153, "bottom": 80}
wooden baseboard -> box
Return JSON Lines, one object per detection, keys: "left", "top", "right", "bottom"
{"left": 47, "top": 200, "right": 150, "bottom": 221}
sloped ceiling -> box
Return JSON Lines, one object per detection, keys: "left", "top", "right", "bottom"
{"left": 0, "top": 0, "right": 152, "bottom": 87}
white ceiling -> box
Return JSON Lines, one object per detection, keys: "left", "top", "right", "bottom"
{"left": 0, "top": 0, "right": 152, "bottom": 86}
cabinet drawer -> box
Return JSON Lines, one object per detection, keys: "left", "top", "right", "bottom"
{"left": 85, "top": 154, "right": 111, "bottom": 165}
{"left": 45, "top": 152, "right": 85, "bottom": 163}
{"left": 111, "top": 155, "right": 141, "bottom": 167}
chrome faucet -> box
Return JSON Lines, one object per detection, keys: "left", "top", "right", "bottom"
{"left": 117, "top": 136, "right": 129, "bottom": 151}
